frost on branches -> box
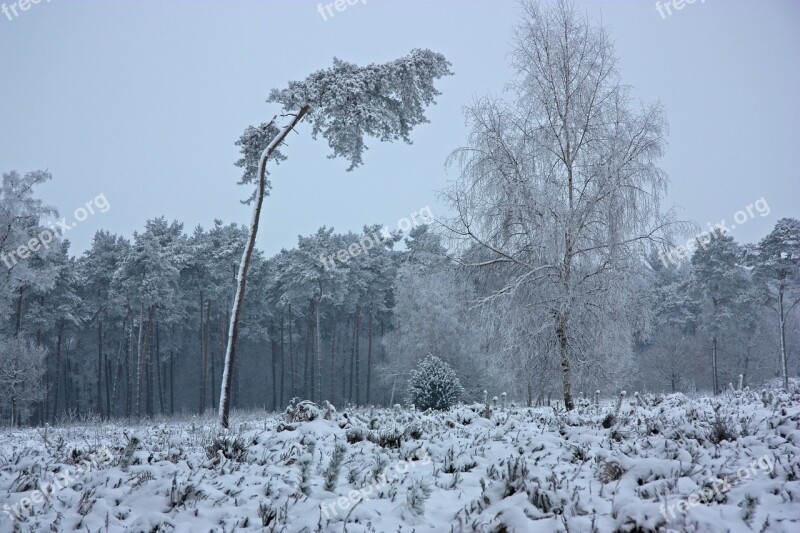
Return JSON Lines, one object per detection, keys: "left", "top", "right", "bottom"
{"left": 409, "top": 355, "right": 464, "bottom": 411}
{"left": 266, "top": 49, "right": 452, "bottom": 170}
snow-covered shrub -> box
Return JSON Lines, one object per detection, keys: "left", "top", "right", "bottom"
{"left": 371, "top": 428, "right": 403, "bottom": 449}
{"left": 119, "top": 433, "right": 140, "bottom": 472}
{"left": 205, "top": 435, "right": 247, "bottom": 463}
{"left": 408, "top": 355, "right": 464, "bottom": 411}
{"left": 597, "top": 460, "right": 624, "bottom": 483}
{"left": 705, "top": 406, "right": 739, "bottom": 444}
{"left": 406, "top": 478, "right": 432, "bottom": 516}
{"left": 284, "top": 399, "right": 324, "bottom": 423}
{"left": 323, "top": 442, "right": 347, "bottom": 491}
{"left": 298, "top": 455, "right": 312, "bottom": 496}
{"left": 346, "top": 427, "right": 367, "bottom": 444}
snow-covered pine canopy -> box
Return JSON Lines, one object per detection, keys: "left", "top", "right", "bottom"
{"left": 265, "top": 49, "right": 452, "bottom": 172}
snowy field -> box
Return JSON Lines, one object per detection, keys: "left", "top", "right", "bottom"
{"left": 1, "top": 384, "right": 799, "bottom": 533}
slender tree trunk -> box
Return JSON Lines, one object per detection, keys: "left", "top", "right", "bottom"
{"left": 270, "top": 319, "right": 278, "bottom": 411}
{"left": 280, "top": 316, "right": 285, "bottom": 408}
{"left": 305, "top": 299, "right": 313, "bottom": 401}
{"left": 556, "top": 313, "right": 574, "bottom": 411}
{"left": 712, "top": 335, "right": 719, "bottom": 395}
{"left": 156, "top": 324, "right": 164, "bottom": 415}
{"left": 778, "top": 287, "right": 789, "bottom": 390}
{"left": 147, "top": 329, "right": 154, "bottom": 418}
{"left": 65, "top": 358, "right": 72, "bottom": 413}
{"left": 355, "top": 305, "right": 361, "bottom": 405}
{"left": 170, "top": 349, "right": 175, "bottom": 416}
{"left": 212, "top": 312, "right": 223, "bottom": 408}
{"left": 14, "top": 285, "right": 24, "bottom": 335}
{"left": 105, "top": 355, "right": 112, "bottom": 417}
{"left": 342, "top": 316, "right": 349, "bottom": 402}
{"left": 351, "top": 304, "right": 361, "bottom": 405}
{"left": 199, "top": 291, "right": 206, "bottom": 413}
{"left": 366, "top": 310, "right": 373, "bottom": 404}
{"left": 43, "top": 335, "right": 49, "bottom": 421}
{"left": 111, "top": 311, "right": 128, "bottom": 419}
{"left": 144, "top": 306, "right": 156, "bottom": 418}
{"left": 330, "top": 308, "right": 337, "bottom": 405}
{"left": 127, "top": 309, "right": 135, "bottom": 419}
{"left": 348, "top": 314, "right": 355, "bottom": 403}
{"left": 288, "top": 304, "right": 295, "bottom": 400}
{"left": 136, "top": 302, "right": 145, "bottom": 419}
{"left": 219, "top": 105, "right": 309, "bottom": 428}
{"left": 316, "top": 281, "right": 323, "bottom": 403}
{"left": 53, "top": 322, "right": 63, "bottom": 419}
{"left": 97, "top": 320, "right": 104, "bottom": 418}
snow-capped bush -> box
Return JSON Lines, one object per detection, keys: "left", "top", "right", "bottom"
{"left": 408, "top": 354, "right": 464, "bottom": 411}
{"left": 284, "top": 399, "right": 336, "bottom": 423}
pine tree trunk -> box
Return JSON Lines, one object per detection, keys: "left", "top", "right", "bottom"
{"left": 342, "top": 316, "right": 350, "bottom": 403}
{"left": 14, "top": 285, "right": 24, "bottom": 335}
{"left": 156, "top": 324, "right": 164, "bottom": 415}
{"left": 712, "top": 335, "right": 719, "bottom": 395}
{"left": 778, "top": 286, "right": 789, "bottom": 390}
{"left": 366, "top": 310, "right": 373, "bottom": 405}
{"left": 349, "top": 313, "right": 356, "bottom": 404}
{"left": 218, "top": 105, "right": 309, "bottom": 428}
{"left": 316, "top": 281, "right": 323, "bottom": 403}
{"left": 53, "top": 321, "right": 63, "bottom": 419}
{"left": 288, "top": 304, "right": 295, "bottom": 400}
{"left": 170, "top": 349, "right": 175, "bottom": 416}
{"left": 270, "top": 319, "right": 278, "bottom": 411}
{"left": 96, "top": 320, "right": 103, "bottom": 418}
{"left": 199, "top": 291, "right": 206, "bottom": 413}
{"left": 353, "top": 304, "right": 361, "bottom": 405}
{"left": 136, "top": 302, "right": 145, "bottom": 420}
{"left": 305, "top": 298, "right": 314, "bottom": 401}
{"left": 43, "top": 329, "right": 49, "bottom": 422}
{"left": 111, "top": 312, "right": 127, "bottom": 419}
{"left": 144, "top": 306, "right": 156, "bottom": 418}
{"left": 127, "top": 309, "right": 134, "bottom": 419}
{"left": 65, "top": 358, "right": 72, "bottom": 413}
{"left": 280, "top": 316, "right": 285, "bottom": 409}
{"left": 212, "top": 312, "right": 223, "bottom": 408}
{"left": 330, "top": 308, "right": 337, "bottom": 405}
{"left": 105, "top": 355, "right": 112, "bottom": 417}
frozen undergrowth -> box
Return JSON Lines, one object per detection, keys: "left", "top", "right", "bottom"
{"left": 0, "top": 384, "right": 798, "bottom": 532}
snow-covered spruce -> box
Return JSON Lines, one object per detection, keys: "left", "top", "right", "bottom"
{"left": 408, "top": 354, "right": 464, "bottom": 411}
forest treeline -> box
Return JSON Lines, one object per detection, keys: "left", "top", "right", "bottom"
{"left": 0, "top": 170, "right": 797, "bottom": 426}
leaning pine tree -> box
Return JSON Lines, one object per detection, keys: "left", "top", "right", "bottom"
{"left": 219, "top": 50, "right": 452, "bottom": 428}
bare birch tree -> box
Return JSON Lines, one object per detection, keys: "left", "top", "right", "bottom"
{"left": 444, "top": 0, "right": 682, "bottom": 410}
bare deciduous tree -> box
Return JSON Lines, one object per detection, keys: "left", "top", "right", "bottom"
{"left": 444, "top": 0, "right": 682, "bottom": 410}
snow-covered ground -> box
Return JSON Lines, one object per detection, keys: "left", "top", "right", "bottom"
{"left": 1, "top": 385, "right": 799, "bottom": 532}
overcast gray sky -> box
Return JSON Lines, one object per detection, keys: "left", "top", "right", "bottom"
{"left": 1, "top": 0, "right": 798, "bottom": 257}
